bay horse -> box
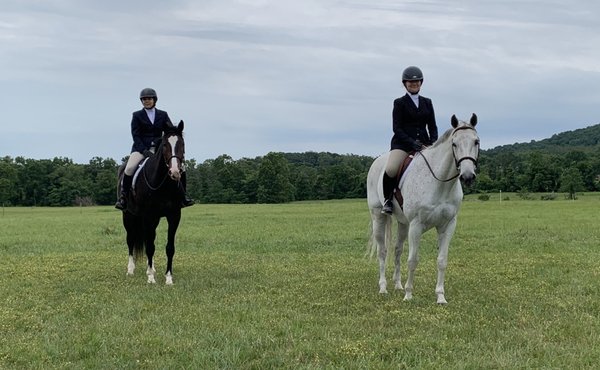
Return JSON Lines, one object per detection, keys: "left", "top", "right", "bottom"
{"left": 366, "top": 114, "right": 479, "bottom": 304}
{"left": 118, "top": 120, "right": 186, "bottom": 285}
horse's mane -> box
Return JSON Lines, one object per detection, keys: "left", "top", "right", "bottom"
{"left": 429, "top": 122, "right": 474, "bottom": 149}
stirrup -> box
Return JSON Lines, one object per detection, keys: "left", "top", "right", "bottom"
{"left": 381, "top": 199, "right": 393, "bottom": 215}
{"left": 182, "top": 195, "right": 195, "bottom": 208}
{"left": 115, "top": 193, "right": 127, "bottom": 210}
{"left": 115, "top": 200, "right": 126, "bottom": 210}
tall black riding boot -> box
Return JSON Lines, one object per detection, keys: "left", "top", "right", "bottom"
{"left": 115, "top": 174, "right": 132, "bottom": 210}
{"left": 381, "top": 172, "right": 396, "bottom": 215}
{"left": 180, "top": 172, "right": 195, "bottom": 207}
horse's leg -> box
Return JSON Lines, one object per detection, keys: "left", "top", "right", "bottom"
{"left": 123, "top": 212, "right": 136, "bottom": 276}
{"left": 144, "top": 217, "right": 160, "bottom": 284}
{"left": 371, "top": 211, "right": 390, "bottom": 294}
{"left": 126, "top": 229, "right": 136, "bottom": 276}
{"left": 393, "top": 222, "right": 408, "bottom": 291}
{"left": 435, "top": 217, "right": 457, "bottom": 305}
{"left": 164, "top": 210, "right": 181, "bottom": 285}
{"left": 404, "top": 221, "right": 424, "bottom": 301}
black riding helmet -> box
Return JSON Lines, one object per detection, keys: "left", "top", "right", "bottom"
{"left": 139, "top": 87, "right": 158, "bottom": 101}
{"left": 402, "top": 66, "right": 423, "bottom": 82}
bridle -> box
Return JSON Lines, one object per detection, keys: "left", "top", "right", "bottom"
{"left": 164, "top": 153, "right": 184, "bottom": 172}
{"left": 420, "top": 125, "right": 479, "bottom": 183}
{"left": 162, "top": 133, "right": 185, "bottom": 171}
{"left": 143, "top": 135, "right": 185, "bottom": 191}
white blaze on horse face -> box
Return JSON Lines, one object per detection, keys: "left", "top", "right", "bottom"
{"left": 167, "top": 136, "right": 181, "bottom": 181}
{"left": 454, "top": 128, "right": 479, "bottom": 184}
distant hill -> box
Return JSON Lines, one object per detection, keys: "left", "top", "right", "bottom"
{"left": 484, "top": 123, "right": 600, "bottom": 155}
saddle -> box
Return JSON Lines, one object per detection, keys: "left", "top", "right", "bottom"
{"left": 393, "top": 152, "right": 416, "bottom": 209}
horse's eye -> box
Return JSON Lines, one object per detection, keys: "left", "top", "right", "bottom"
{"left": 475, "top": 140, "right": 480, "bottom": 146}
{"left": 452, "top": 143, "right": 457, "bottom": 148}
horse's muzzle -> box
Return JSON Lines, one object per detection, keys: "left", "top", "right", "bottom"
{"left": 460, "top": 172, "right": 476, "bottom": 186}
{"left": 168, "top": 168, "right": 181, "bottom": 181}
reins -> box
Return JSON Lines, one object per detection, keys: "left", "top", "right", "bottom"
{"left": 420, "top": 152, "right": 459, "bottom": 182}
{"left": 419, "top": 125, "right": 478, "bottom": 183}
{"left": 142, "top": 137, "right": 184, "bottom": 191}
{"left": 143, "top": 161, "right": 170, "bottom": 191}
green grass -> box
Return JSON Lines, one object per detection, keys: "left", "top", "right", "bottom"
{"left": 1, "top": 196, "right": 600, "bottom": 368}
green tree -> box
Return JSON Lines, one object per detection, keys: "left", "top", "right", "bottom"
{"left": 559, "top": 167, "right": 585, "bottom": 200}
{"left": 47, "top": 158, "right": 91, "bottom": 206}
{"left": 15, "top": 157, "right": 54, "bottom": 206}
{"left": 521, "top": 152, "right": 559, "bottom": 192}
{"left": 86, "top": 157, "right": 118, "bottom": 205}
{"left": 293, "top": 165, "right": 317, "bottom": 201}
{"left": 0, "top": 157, "right": 18, "bottom": 205}
{"left": 257, "top": 152, "right": 294, "bottom": 203}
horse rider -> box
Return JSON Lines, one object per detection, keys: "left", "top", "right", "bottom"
{"left": 115, "top": 88, "right": 194, "bottom": 210}
{"left": 382, "top": 66, "right": 438, "bottom": 214}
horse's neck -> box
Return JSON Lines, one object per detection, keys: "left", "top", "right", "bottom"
{"left": 421, "top": 140, "right": 458, "bottom": 183}
{"left": 146, "top": 149, "right": 166, "bottom": 176}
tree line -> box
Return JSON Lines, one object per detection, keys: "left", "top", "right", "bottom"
{"left": 473, "top": 123, "right": 600, "bottom": 198}
{"left": 474, "top": 149, "right": 600, "bottom": 198}
{"left": 3, "top": 121, "right": 600, "bottom": 206}
{"left": 0, "top": 152, "right": 373, "bottom": 206}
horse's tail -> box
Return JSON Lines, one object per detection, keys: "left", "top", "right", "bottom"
{"left": 133, "top": 241, "right": 144, "bottom": 260}
{"left": 123, "top": 212, "right": 145, "bottom": 259}
{"left": 366, "top": 215, "right": 393, "bottom": 259}
{"left": 132, "top": 217, "right": 145, "bottom": 259}
{"left": 366, "top": 219, "right": 375, "bottom": 257}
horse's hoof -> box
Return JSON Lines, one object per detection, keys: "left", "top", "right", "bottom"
{"left": 147, "top": 277, "right": 156, "bottom": 284}
{"left": 165, "top": 275, "right": 173, "bottom": 285}
{"left": 379, "top": 282, "right": 388, "bottom": 294}
{"left": 394, "top": 283, "right": 404, "bottom": 290}
{"left": 437, "top": 296, "right": 448, "bottom": 305}
{"left": 403, "top": 293, "right": 413, "bottom": 301}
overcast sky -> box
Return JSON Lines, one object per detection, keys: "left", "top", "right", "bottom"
{"left": 2, "top": 0, "right": 599, "bottom": 163}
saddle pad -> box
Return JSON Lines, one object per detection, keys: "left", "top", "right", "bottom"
{"left": 131, "top": 158, "right": 149, "bottom": 191}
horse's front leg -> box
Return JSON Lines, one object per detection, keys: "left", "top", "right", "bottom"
{"left": 164, "top": 210, "right": 181, "bottom": 285}
{"left": 145, "top": 217, "right": 160, "bottom": 284}
{"left": 393, "top": 222, "right": 408, "bottom": 291}
{"left": 435, "top": 217, "right": 457, "bottom": 305}
{"left": 404, "top": 222, "right": 424, "bottom": 301}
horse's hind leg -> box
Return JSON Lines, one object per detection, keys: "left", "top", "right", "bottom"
{"left": 371, "top": 211, "right": 390, "bottom": 294}
{"left": 164, "top": 210, "right": 181, "bottom": 285}
{"left": 144, "top": 217, "right": 160, "bottom": 284}
{"left": 127, "top": 246, "right": 135, "bottom": 275}
{"left": 393, "top": 222, "right": 408, "bottom": 291}
{"left": 123, "top": 212, "right": 139, "bottom": 276}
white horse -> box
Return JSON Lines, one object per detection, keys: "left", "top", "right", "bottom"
{"left": 367, "top": 114, "right": 479, "bottom": 304}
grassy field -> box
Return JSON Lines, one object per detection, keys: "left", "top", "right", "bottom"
{"left": 2, "top": 195, "right": 600, "bottom": 369}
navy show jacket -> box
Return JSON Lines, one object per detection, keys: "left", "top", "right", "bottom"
{"left": 130, "top": 108, "right": 172, "bottom": 153}
{"left": 390, "top": 93, "right": 438, "bottom": 152}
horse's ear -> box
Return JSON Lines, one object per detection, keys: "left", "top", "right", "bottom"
{"left": 177, "top": 120, "right": 184, "bottom": 132}
{"left": 470, "top": 113, "right": 477, "bottom": 127}
{"left": 451, "top": 114, "right": 458, "bottom": 128}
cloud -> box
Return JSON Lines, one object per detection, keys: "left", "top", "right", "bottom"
{"left": 1, "top": 0, "right": 600, "bottom": 163}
